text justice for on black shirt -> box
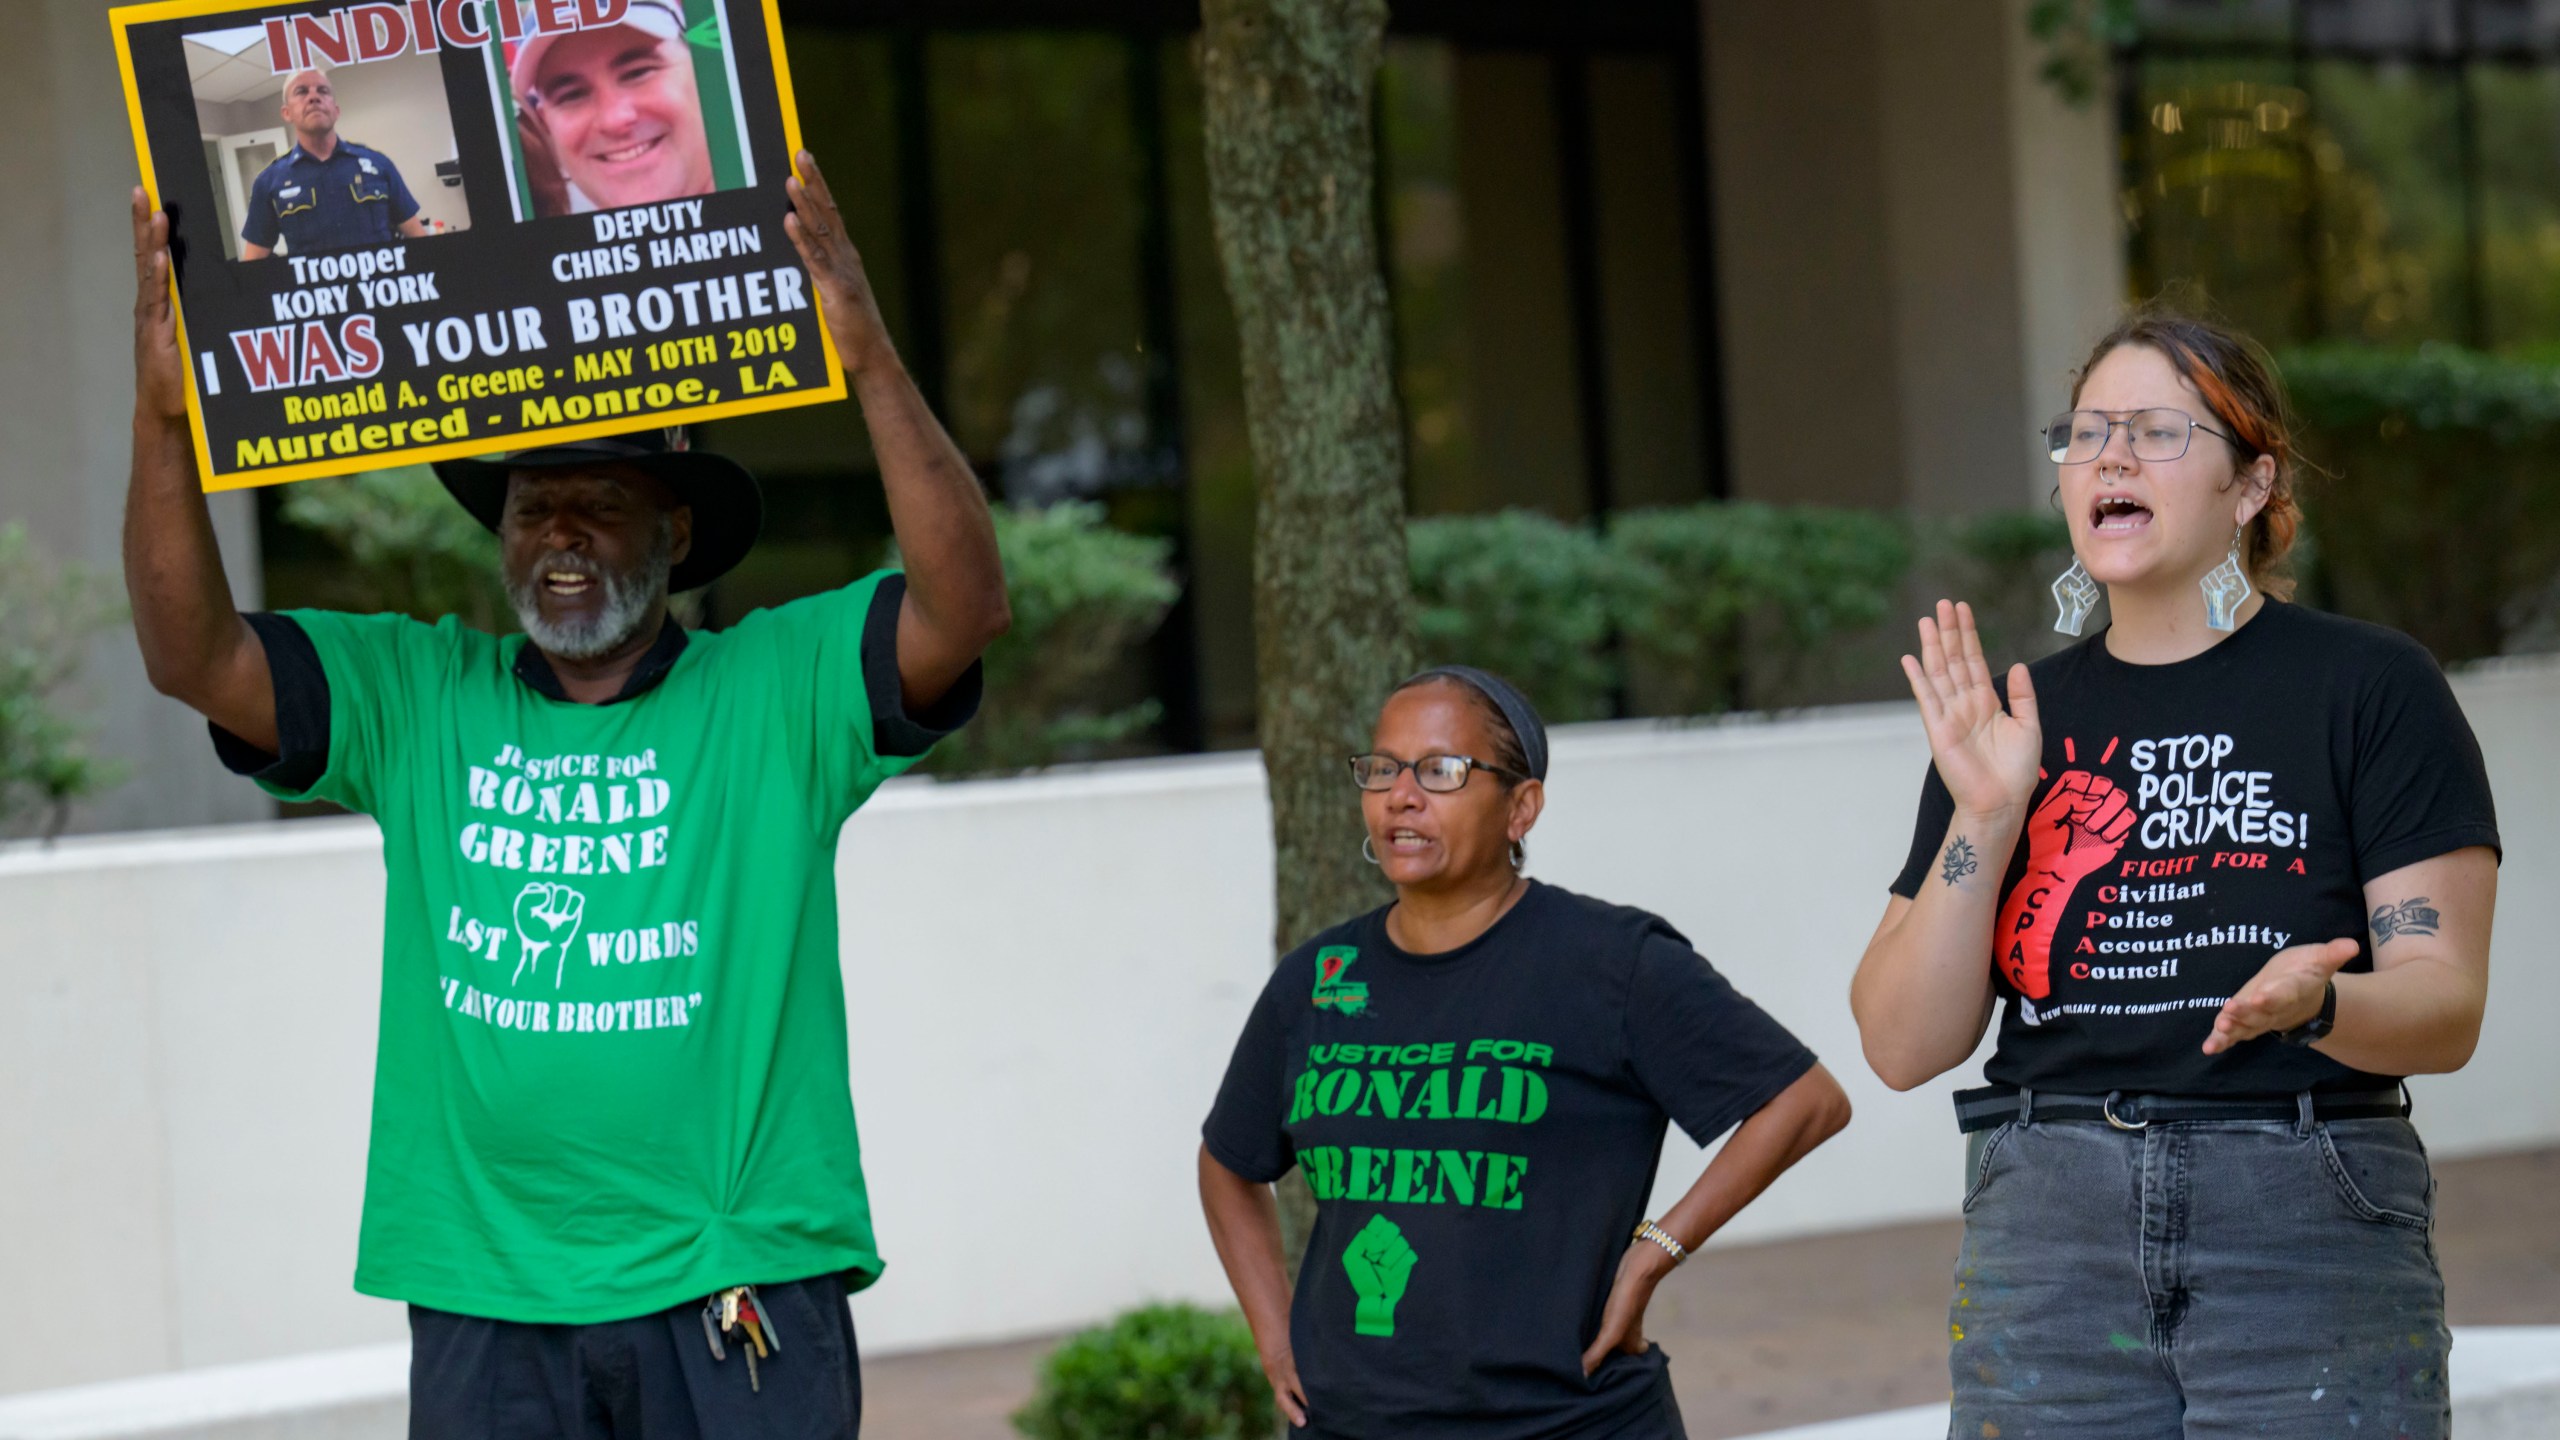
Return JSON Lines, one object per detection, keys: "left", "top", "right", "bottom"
{"left": 1891, "top": 601, "right": 2500, "bottom": 1097}
{"left": 1204, "top": 882, "right": 1816, "bottom": 1440}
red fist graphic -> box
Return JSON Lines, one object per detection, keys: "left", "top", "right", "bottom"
{"left": 1993, "top": 771, "right": 2135, "bottom": 1000}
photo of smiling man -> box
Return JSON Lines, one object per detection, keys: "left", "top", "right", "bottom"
{"left": 505, "top": 0, "right": 748, "bottom": 218}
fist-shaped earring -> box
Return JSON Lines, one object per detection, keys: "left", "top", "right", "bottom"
{"left": 2201, "top": 528, "right": 2252, "bottom": 632}
{"left": 2052, "top": 557, "right": 2100, "bottom": 637}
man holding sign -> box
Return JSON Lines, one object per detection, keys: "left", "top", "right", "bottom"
{"left": 124, "top": 152, "right": 1008, "bottom": 1435}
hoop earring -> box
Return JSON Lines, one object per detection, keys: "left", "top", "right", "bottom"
{"left": 2052, "top": 557, "right": 2100, "bottom": 636}
{"left": 1361, "top": 836, "right": 1380, "bottom": 866}
{"left": 2201, "top": 528, "right": 2252, "bottom": 632}
{"left": 1509, "top": 838, "right": 1526, "bottom": 871}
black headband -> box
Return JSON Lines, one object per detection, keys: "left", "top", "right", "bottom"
{"left": 1402, "top": 665, "right": 1549, "bottom": 782}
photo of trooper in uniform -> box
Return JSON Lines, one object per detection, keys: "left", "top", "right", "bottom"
{"left": 239, "top": 68, "right": 426, "bottom": 258}
{"left": 185, "top": 24, "right": 470, "bottom": 261}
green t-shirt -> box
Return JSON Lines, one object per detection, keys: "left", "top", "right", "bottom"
{"left": 259, "top": 574, "right": 940, "bottom": 1323}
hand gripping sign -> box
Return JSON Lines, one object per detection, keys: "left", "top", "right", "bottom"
{"left": 110, "top": 0, "right": 842, "bottom": 491}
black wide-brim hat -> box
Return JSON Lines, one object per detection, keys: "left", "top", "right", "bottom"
{"left": 434, "top": 427, "right": 762, "bottom": 593}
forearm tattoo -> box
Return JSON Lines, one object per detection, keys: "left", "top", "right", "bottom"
{"left": 1940, "top": 836, "right": 1979, "bottom": 886}
{"left": 2370, "top": 896, "right": 2441, "bottom": 946}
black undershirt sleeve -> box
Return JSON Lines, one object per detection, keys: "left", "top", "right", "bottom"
{"left": 860, "top": 574, "right": 985, "bottom": 759}
{"left": 207, "top": 613, "right": 332, "bottom": 793}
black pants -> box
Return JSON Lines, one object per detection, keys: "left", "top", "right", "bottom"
{"left": 408, "top": 1275, "right": 862, "bottom": 1439}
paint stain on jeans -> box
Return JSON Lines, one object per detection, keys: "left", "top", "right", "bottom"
{"left": 2107, "top": 1331, "right": 2146, "bottom": 1353}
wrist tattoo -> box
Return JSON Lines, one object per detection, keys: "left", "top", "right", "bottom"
{"left": 1941, "top": 836, "right": 1979, "bottom": 886}
{"left": 2370, "top": 896, "right": 2440, "bottom": 945}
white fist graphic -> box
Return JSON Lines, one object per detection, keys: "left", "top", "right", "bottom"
{"left": 510, "top": 883, "right": 586, "bottom": 989}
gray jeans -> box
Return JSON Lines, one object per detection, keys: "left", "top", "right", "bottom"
{"left": 1950, "top": 1108, "right": 2448, "bottom": 1439}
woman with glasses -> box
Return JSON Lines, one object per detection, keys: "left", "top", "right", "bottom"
{"left": 1852, "top": 309, "right": 2500, "bottom": 1439}
{"left": 1200, "top": 665, "right": 1850, "bottom": 1439}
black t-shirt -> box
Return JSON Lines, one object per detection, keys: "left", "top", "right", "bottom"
{"left": 1203, "top": 881, "right": 1816, "bottom": 1440}
{"left": 1889, "top": 601, "right": 2500, "bottom": 1096}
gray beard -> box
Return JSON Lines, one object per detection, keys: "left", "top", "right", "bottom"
{"left": 505, "top": 523, "right": 672, "bottom": 661}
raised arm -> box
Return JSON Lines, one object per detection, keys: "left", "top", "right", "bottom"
{"left": 1197, "top": 1146, "right": 1309, "bottom": 1428}
{"left": 783, "top": 150, "right": 1009, "bottom": 711}
{"left": 1849, "top": 601, "right": 2042, "bottom": 1090}
{"left": 124, "top": 189, "right": 277, "bottom": 753}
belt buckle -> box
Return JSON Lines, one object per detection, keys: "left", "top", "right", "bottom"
{"left": 2102, "top": 1091, "right": 2149, "bottom": 1131}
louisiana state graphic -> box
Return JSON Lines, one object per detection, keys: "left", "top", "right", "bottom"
{"left": 1312, "top": 945, "right": 1370, "bottom": 1016}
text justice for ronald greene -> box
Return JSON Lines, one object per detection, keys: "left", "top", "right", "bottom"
{"left": 455, "top": 743, "right": 675, "bottom": 877}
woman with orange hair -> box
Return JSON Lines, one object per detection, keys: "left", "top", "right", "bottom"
{"left": 1851, "top": 309, "right": 2500, "bottom": 1438}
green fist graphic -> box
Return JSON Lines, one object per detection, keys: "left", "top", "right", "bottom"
{"left": 1342, "top": 1215, "right": 1417, "bottom": 1338}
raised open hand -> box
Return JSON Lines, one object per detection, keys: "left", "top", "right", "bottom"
{"left": 131, "top": 189, "right": 186, "bottom": 424}
{"left": 1899, "top": 600, "right": 2041, "bottom": 826}
{"left": 1341, "top": 1215, "right": 1417, "bottom": 1339}
{"left": 782, "top": 150, "right": 893, "bottom": 376}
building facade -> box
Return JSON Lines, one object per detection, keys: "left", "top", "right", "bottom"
{"left": 7, "top": 0, "right": 2119, "bottom": 833}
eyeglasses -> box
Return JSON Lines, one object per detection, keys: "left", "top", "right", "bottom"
{"left": 1347, "top": 752, "right": 1523, "bottom": 793}
{"left": 2043, "top": 409, "right": 2242, "bottom": 465}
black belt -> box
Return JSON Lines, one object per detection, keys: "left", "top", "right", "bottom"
{"left": 1953, "top": 1084, "right": 2409, "bottom": 1134}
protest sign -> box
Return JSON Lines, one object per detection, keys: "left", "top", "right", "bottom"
{"left": 111, "top": 0, "right": 841, "bottom": 491}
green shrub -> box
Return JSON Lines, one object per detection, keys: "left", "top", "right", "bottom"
{"left": 0, "top": 524, "right": 125, "bottom": 838}
{"left": 1402, "top": 502, "right": 1929, "bottom": 722}
{"left": 1407, "top": 510, "right": 1617, "bottom": 721}
{"left": 2282, "top": 343, "right": 2560, "bottom": 442}
{"left": 2278, "top": 344, "right": 2560, "bottom": 661}
{"left": 1917, "top": 509, "right": 2077, "bottom": 664}
{"left": 902, "top": 501, "right": 1179, "bottom": 776}
{"left": 1011, "top": 1303, "right": 1272, "bottom": 1440}
{"left": 277, "top": 465, "right": 511, "bottom": 628}
{"left": 1609, "top": 501, "right": 1911, "bottom": 715}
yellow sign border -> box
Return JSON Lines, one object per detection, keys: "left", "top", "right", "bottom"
{"left": 108, "top": 0, "right": 844, "bottom": 494}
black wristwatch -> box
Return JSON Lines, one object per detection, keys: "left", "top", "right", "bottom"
{"left": 2277, "top": 980, "right": 2338, "bottom": 1046}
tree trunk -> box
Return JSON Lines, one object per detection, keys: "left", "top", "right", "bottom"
{"left": 1197, "top": 0, "right": 1415, "bottom": 1301}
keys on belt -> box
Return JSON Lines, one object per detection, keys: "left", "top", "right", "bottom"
{"left": 699, "top": 1284, "right": 783, "bottom": 1391}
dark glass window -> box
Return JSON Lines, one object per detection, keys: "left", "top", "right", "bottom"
{"left": 656, "top": 3, "right": 1716, "bottom": 755}
{"left": 2122, "top": 0, "right": 2560, "bottom": 349}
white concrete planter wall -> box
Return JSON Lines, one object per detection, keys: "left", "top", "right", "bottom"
{"left": 4, "top": 661, "right": 2554, "bottom": 1398}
